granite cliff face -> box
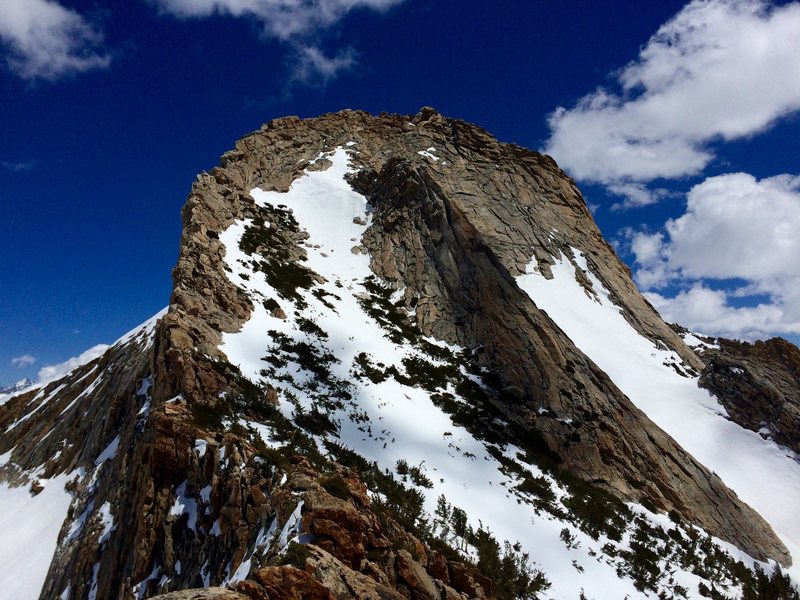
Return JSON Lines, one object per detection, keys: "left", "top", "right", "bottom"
{"left": 1, "top": 109, "right": 799, "bottom": 600}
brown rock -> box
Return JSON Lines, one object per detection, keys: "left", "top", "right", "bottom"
{"left": 150, "top": 589, "right": 250, "bottom": 600}
{"left": 426, "top": 551, "right": 449, "bottom": 584}
{"left": 700, "top": 337, "right": 800, "bottom": 453}
{"left": 396, "top": 550, "right": 441, "bottom": 599}
{"left": 448, "top": 563, "right": 491, "bottom": 599}
{"left": 306, "top": 545, "right": 406, "bottom": 600}
{"left": 303, "top": 487, "right": 367, "bottom": 568}
{"left": 250, "top": 566, "right": 335, "bottom": 600}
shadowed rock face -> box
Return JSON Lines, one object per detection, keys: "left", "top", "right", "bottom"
{"left": 0, "top": 109, "right": 793, "bottom": 600}
{"left": 699, "top": 337, "right": 800, "bottom": 454}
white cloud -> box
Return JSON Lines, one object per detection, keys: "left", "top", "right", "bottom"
{"left": 607, "top": 183, "right": 673, "bottom": 211}
{"left": 37, "top": 344, "right": 109, "bottom": 385}
{"left": 11, "top": 354, "right": 36, "bottom": 368}
{"left": 152, "top": 0, "right": 402, "bottom": 39}
{"left": 152, "top": 0, "right": 401, "bottom": 85}
{"left": 631, "top": 172, "right": 800, "bottom": 339}
{"left": 543, "top": 0, "right": 800, "bottom": 202}
{"left": 0, "top": 0, "right": 110, "bottom": 81}
{"left": 666, "top": 173, "right": 800, "bottom": 281}
{"left": 646, "top": 285, "right": 790, "bottom": 340}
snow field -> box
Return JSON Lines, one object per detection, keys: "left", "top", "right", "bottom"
{"left": 517, "top": 248, "right": 800, "bottom": 580}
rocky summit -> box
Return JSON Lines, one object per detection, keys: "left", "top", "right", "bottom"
{"left": 1, "top": 109, "right": 799, "bottom": 600}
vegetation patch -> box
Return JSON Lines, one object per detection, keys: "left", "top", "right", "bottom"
{"left": 280, "top": 541, "right": 313, "bottom": 569}
{"left": 238, "top": 213, "right": 315, "bottom": 307}
{"left": 395, "top": 459, "right": 433, "bottom": 489}
{"left": 357, "top": 276, "right": 421, "bottom": 345}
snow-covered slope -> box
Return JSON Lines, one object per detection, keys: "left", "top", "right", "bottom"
{"left": 0, "top": 467, "right": 72, "bottom": 599}
{"left": 517, "top": 249, "right": 800, "bottom": 580}
{"left": 216, "top": 147, "right": 785, "bottom": 598}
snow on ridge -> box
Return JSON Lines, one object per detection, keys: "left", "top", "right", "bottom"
{"left": 2, "top": 307, "right": 167, "bottom": 409}
{"left": 113, "top": 306, "right": 168, "bottom": 349}
{"left": 682, "top": 331, "right": 720, "bottom": 351}
{"left": 516, "top": 248, "right": 800, "bottom": 579}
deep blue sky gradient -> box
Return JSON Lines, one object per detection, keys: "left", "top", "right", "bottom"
{"left": 1, "top": 0, "right": 796, "bottom": 383}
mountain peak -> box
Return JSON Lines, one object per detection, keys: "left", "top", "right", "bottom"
{"left": 1, "top": 110, "right": 798, "bottom": 599}
{"left": 0, "top": 377, "right": 34, "bottom": 396}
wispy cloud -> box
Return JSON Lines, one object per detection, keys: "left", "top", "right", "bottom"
{"left": 151, "top": 0, "right": 403, "bottom": 86}
{"left": 2, "top": 160, "right": 35, "bottom": 173}
{"left": 11, "top": 354, "right": 36, "bottom": 368}
{"left": 289, "top": 45, "right": 357, "bottom": 87}
{"left": 0, "top": 0, "right": 111, "bottom": 81}
{"left": 151, "top": 0, "right": 402, "bottom": 39}
{"left": 607, "top": 183, "right": 674, "bottom": 211}
{"left": 543, "top": 0, "right": 800, "bottom": 207}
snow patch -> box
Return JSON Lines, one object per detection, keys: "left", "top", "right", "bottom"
{"left": 97, "top": 501, "right": 115, "bottom": 544}
{"left": 417, "top": 147, "right": 439, "bottom": 161}
{"left": 169, "top": 480, "right": 198, "bottom": 531}
{"left": 0, "top": 474, "right": 73, "bottom": 599}
{"left": 132, "top": 562, "right": 161, "bottom": 600}
{"left": 194, "top": 439, "right": 208, "bottom": 458}
{"left": 94, "top": 435, "right": 120, "bottom": 466}
{"left": 228, "top": 518, "right": 280, "bottom": 585}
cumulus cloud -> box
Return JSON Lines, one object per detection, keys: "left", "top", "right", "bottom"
{"left": 666, "top": 173, "right": 800, "bottom": 281}
{"left": 630, "top": 172, "right": 800, "bottom": 339}
{"left": 37, "top": 344, "right": 109, "bottom": 385}
{"left": 11, "top": 354, "right": 36, "bottom": 368}
{"left": 646, "top": 285, "right": 790, "bottom": 341}
{"left": 152, "top": 0, "right": 402, "bottom": 84}
{"left": 0, "top": 0, "right": 111, "bottom": 81}
{"left": 543, "top": 0, "right": 800, "bottom": 204}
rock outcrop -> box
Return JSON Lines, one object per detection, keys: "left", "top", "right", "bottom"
{"left": 699, "top": 337, "right": 800, "bottom": 453}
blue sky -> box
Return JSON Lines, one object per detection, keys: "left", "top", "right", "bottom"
{"left": 1, "top": 0, "right": 799, "bottom": 385}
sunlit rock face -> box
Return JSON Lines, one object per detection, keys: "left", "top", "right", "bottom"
{"left": 3, "top": 109, "right": 799, "bottom": 600}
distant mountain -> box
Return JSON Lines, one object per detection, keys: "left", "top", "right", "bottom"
{"left": 0, "top": 377, "right": 34, "bottom": 396}
{"left": 1, "top": 109, "right": 798, "bottom": 600}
